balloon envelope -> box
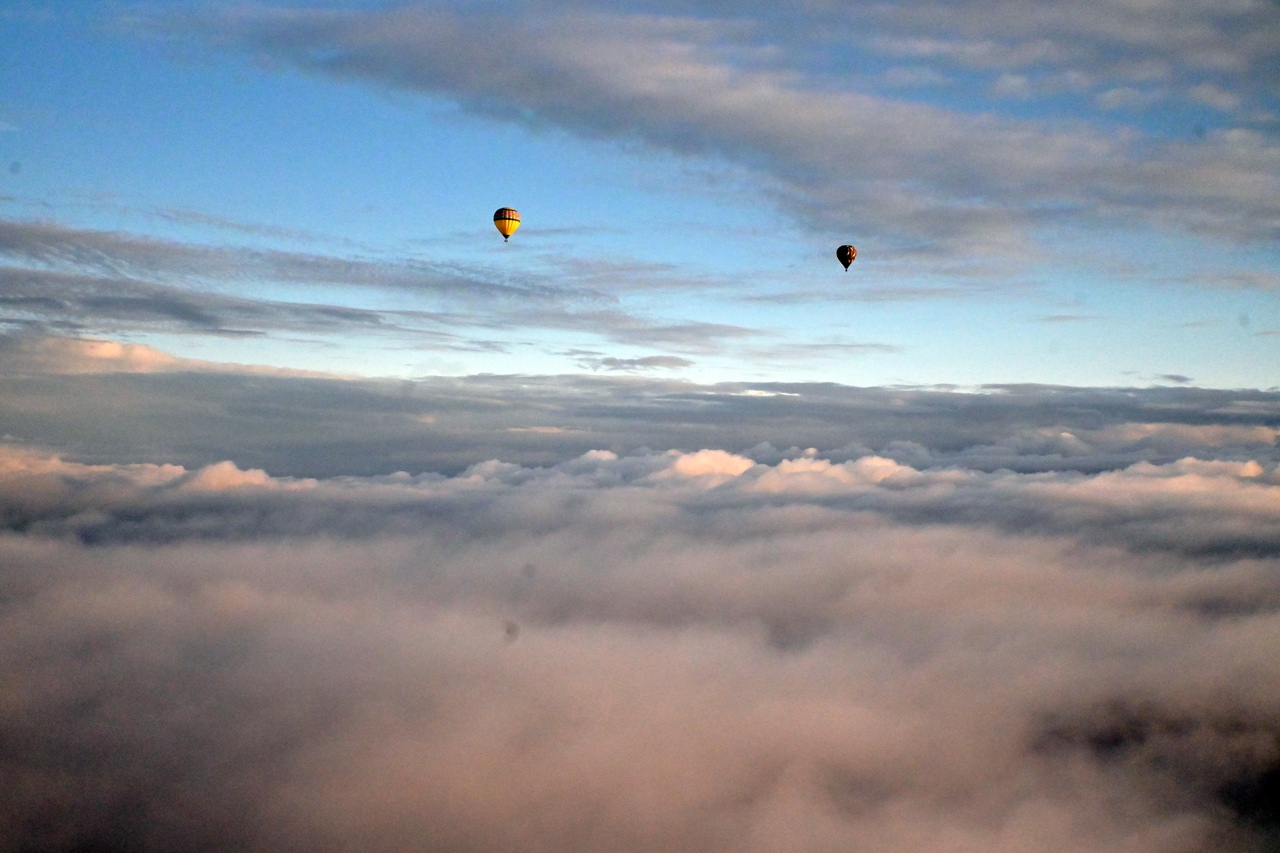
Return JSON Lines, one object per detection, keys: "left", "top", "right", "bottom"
{"left": 494, "top": 208, "right": 521, "bottom": 241}
{"left": 836, "top": 244, "right": 857, "bottom": 270}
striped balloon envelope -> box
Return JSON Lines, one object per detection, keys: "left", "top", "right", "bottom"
{"left": 493, "top": 208, "right": 521, "bottom": 241}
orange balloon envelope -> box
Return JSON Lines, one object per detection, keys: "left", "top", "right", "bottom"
{"left": 836, "top": 244, "right": 857, "bottom": 270}
{"left": 494, "top": 208, "right": 520, "bottom": 241}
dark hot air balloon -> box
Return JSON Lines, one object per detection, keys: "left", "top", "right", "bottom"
{"left": 837, "top": 245, "right": 857, "bottom": 270}
{"left": 494, "top": 208, "right": 520, "bottom": 241}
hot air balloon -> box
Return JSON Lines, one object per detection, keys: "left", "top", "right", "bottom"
{"left": 494, "top": 208, "right": 520, "bottom": 241}
{"left": 836, "top": 244, "right": 857, "bottom": 270}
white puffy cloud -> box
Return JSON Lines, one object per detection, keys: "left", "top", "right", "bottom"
{"left": 179, "top": 460, "right": 311, "bottom": 492}
{"left": 665, "top": 447, "right": 756, "bottom": 478}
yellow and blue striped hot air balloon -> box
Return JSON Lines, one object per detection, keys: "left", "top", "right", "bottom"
{"left": 493, "top": 207, "right": 520, "bottom": 241}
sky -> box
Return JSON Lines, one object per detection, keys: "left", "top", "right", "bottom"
{"left": 3, "top": 3, "right": 1280, "bottom": 852}
{"left": 0, "top": 0, "right": 1278, "bottom": 386}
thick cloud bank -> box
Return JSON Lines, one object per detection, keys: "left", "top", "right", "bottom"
{"left": 3, "top": 439, "right": 1280, "bottom": 852}
{"left": 3, "top": 336, "right": 1278, "bottom": 478}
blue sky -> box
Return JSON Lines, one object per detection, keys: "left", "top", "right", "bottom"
{"left": 1, "top": 0, "right": 1278, "bottom": 387}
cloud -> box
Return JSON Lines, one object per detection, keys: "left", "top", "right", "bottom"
{"left": 0, "top": 216, "right": 571, "bottom": 302}
{"left": 178, "top": 459, "right": 297, "bottom": 491}
{"left": 877, "top": 66, "right": 952, "bottom": 89}
{"left": 1096, "top": 85, "right": 1166, "bottom": 110}
{"left": 4, "top": 336, "right": 1280, "bottom": 478}
{"left": 506, "top": 425, "right": 578, "bottom": 434}
{"left": 1198, "top": 270, "right": 1280, "bottom": 291}
{"left": 578, "top": 354, "right": 696, "bottom": 371}
{"left": 1188, "top": 82, "right": 1243, "bottom": 112}
{"left": 662, "top": 447, "right": 755, "bottom": 479}
{"left": 2, "top": 435, "right": 1279, "bottom": 851}
{"left": 0, "top": 221, "right": 517, "bottom": 344}
{"left": 745, "top": 284, "right": 981, "bottom": 305}
{"left": 866, "top": 0, "right": 1279, "bottom": 86}
{"left": 992, "top": 72, "right": 1035, "bottom": 99}
{"left": 1037, "top": 313, "right": 1103, "bottom": 323}
{"left": 2, "top": 334, "right": 188, "bottom": 373}
{"left": 0, "top": 333, "right": 349, "bottom": 377}
{"left": 0, "top": 218, "right": 771, "bottom": 354}
{"left": 745, "top": 341, "right": 904, "bottom": 363}
{"left": 1085, "top": 422, "right": 1278, "bottom": 451}
{"left": 533, "top": 312, "right": 760, "bottom": 351}
{"left": 150, "top": 207, "right": 339, "bottom": 244}
{"left": 183, "top": 3, "right": 1280, "bottom": 267}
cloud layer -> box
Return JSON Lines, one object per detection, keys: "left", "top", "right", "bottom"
{"left": 3, "top": 328, "right": 1278, "bottom": 849}
{"left": 3, "top": 355, "right": 1280, "bottom": 850}
{"left": 4, "top": 335, "right": 1277, "bottom": 477}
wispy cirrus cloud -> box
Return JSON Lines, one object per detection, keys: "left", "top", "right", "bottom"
{"left": 1037, "top": 313, "right": 1103, "bottom": 323}
{"left": 577, "top": 354, "right": 696, "bottom": 371}
{"left": 0, "top": 218, "right": 775, "bottom": 354}
{"left": 0, "top": 217, "right": 571, "bottom": 302}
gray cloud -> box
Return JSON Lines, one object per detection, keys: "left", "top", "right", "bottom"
{"left": 0, "top": 218, "right": 770, "bottom": 355}
{"left": 3, "top": 334, "right": 1278, "bottom": 477}
{"left": 0, "top": 263, "right": 479, "bottom": 343}
{"left": 517, "top": 307, "right": 762, "bottom": 351}
{"left": 867, "top": 0, "right": 1280, "bottom": 88}
{"left": 0, "top": 217, "right": 572, "bottom": 303}
{"left": 183, "top": 3, "right": 1280, "bottom": 269}
{"left": 3, "top": 436, "right": 1277, "bottom": 556}
{"left": 578, "top": 354, "right": 696, "bottom": 371}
